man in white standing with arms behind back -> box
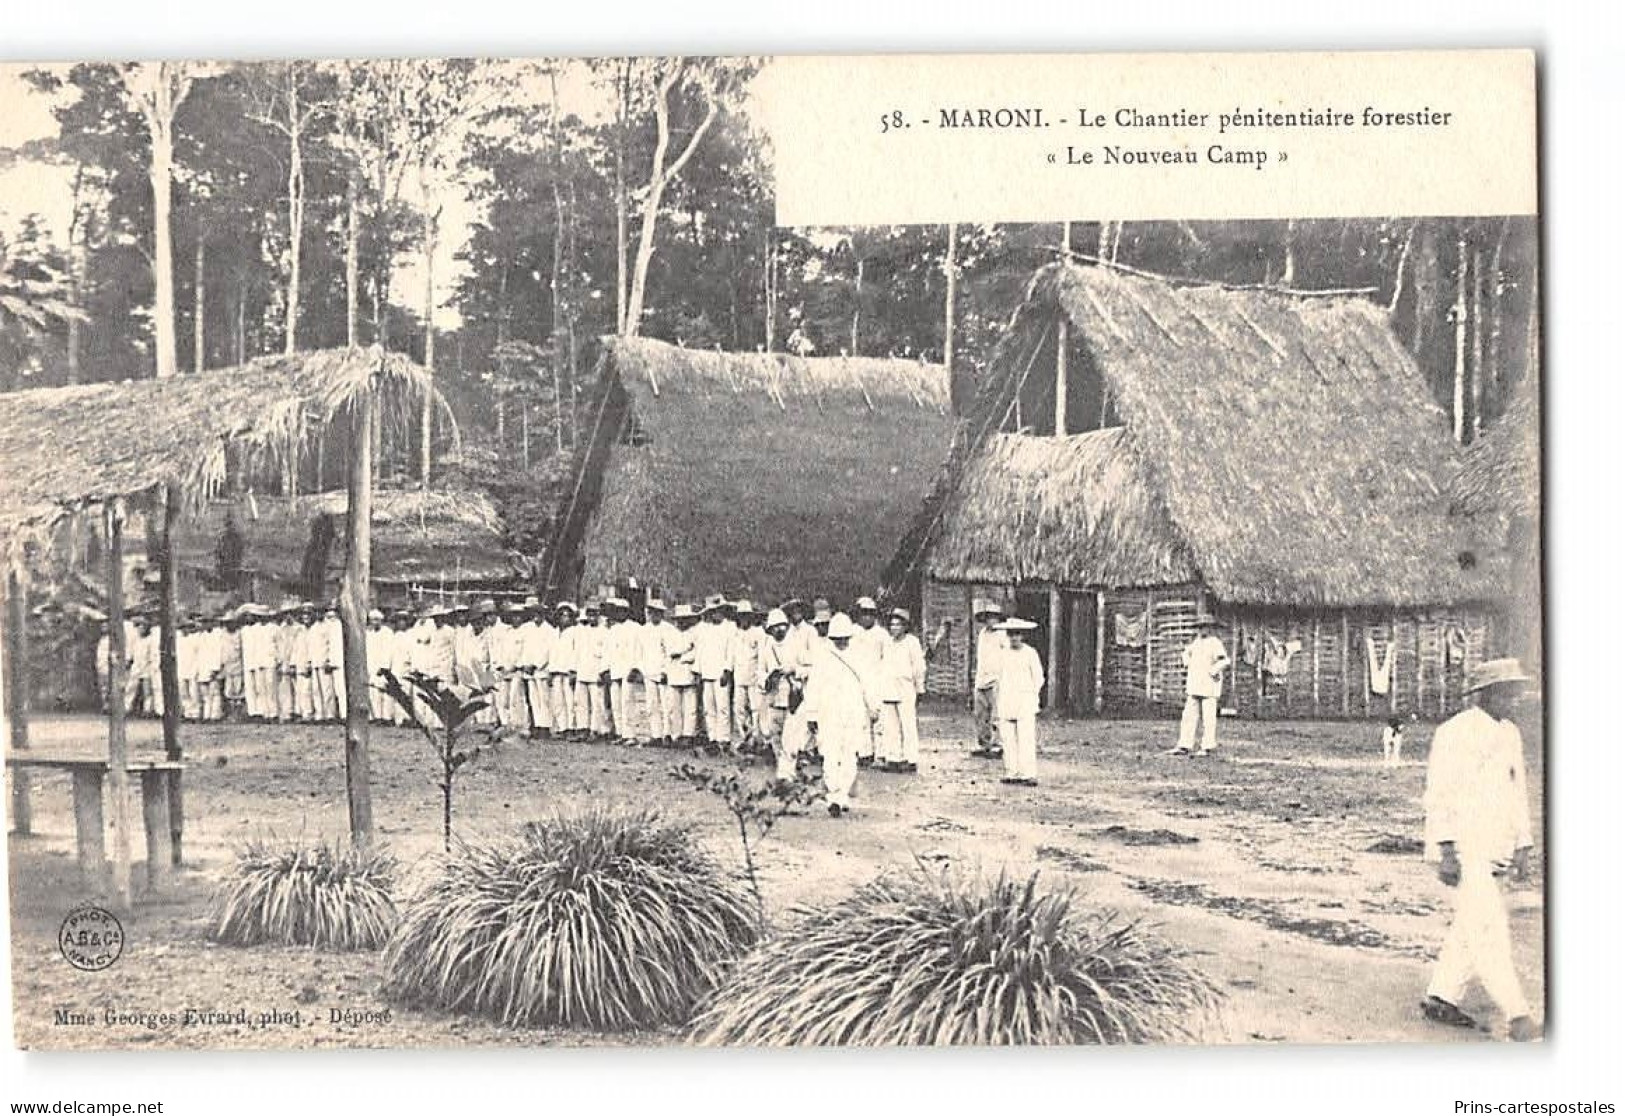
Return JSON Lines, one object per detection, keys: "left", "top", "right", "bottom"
{"left": 1420, "top": 657, "right": 1540, "bottom": 1042}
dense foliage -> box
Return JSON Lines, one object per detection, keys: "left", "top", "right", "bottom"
{"left": 689, "top": 870, "right": 1221, "bottom": 1046}
{"left": 382, "top": 809, "right": 759, "bottom": 1031}
{"left": 209, "top": 838, "right": 398, "bottom": 951}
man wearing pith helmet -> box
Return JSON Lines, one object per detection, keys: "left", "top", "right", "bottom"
{"left": 850, "top": 596, "right": 887, "bottom": 765}
{"left": 803, "top": 612, "right": 879, "bottom": 816}
{"left": 877, "top": 607, "right": 926, "bottom": 774}
{"left": 1420, "top": 658, "right": 1539, "bottom": 1042}
{"left": 756, "top": 608, "right": 796, "bottom": 778}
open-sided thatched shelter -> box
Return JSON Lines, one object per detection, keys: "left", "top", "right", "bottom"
{"left": 551, "top": 337, "right": 954, "bottom": 605}
{"left": 157, "top": 487, "right": 515, "bottom": 607}
{"left": 892, "top": 263, "right": 1511, "bottom": 720}
{"left": 0, "top": 347, "right": 439, "bottom": 901}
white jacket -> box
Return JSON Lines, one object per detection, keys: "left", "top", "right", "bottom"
{"left": 1423, "top": 705, "right": 1533, "bottom": 863}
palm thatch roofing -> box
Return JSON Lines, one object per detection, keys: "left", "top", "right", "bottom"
{"left": 162, "top": 488, "right": 515, "bottom": 587}
{"left": 891, "top": 263, "right": 1503, "bottom": 608}
{"left": 0, "top": 347, "right": 441, "bottom": 559}
{"left": 1449, "top": 369, "right": 1540, "bottom": 523}
{"left": 574, "top": 337, "right": 953, "bottom": 604}
{"left": 926, "top": 428, "right": 1197, "bottom": 587}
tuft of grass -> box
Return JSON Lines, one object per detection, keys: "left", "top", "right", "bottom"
{"left": 381, "top": 808, "right": 759, "bottom": 1032}
{"left": 209, "top": 838, "right": 397, "bottom": 951}
{"left": 689, "top": 870, "right": 1221, "bottom": 1046}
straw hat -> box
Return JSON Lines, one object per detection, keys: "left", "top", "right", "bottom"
{"left": 554, "top": 600, "right": 579, "bottom": 616}
{"left": 366, "top": 608, "right": 384, "bottom": 623}
{"left": 1466, "top": 658, "right": 1532, "bottom": 693}
{"left": 812, "top": 605, "right": 834, "bottom": 624}
{"left": 854, "top": 595, "right": 878, "bottom": 613}
{"left": 889, "top": 607, "right": 912, "bottom": 626}
{"left": 645, "top": 597, "right": 668, "bottom": 613}
{"left": 604, "top": 596, "right": 630, "bottom": 611}
{"left": 733, "top": 598, "right": 756, "bottom": 617}
{"left": 672, "top": 603, "right": 698, "bottom": 620}
{"left": 780, "top": 596, "right": 807, "bottom": 613}
{"left": 826, "top": 612, "right": 856, "bottom": 640}
{"left": 764, "top": 608, "right": 790, "bottom": 630}
{"left": 972, "top": 598, "right": 1005, "bottom": 619}
{"left": 702, "top": 594, "right": 731, "bottom": 614}
{"left": 997, "top": 617, "right": 1038, "bottom": 633}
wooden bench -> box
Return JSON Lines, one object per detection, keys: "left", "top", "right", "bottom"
{"left": 6, "top": 755, "right": 183, "bottom": 893}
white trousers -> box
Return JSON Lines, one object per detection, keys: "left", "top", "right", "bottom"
{"left": 758, "top": 705, "right": 791, "bottom": 778}
{"left": 1428, "top": 859, "right": 1531, "bottom": 1021}
{"left": 611, "top": 678, "right": 644, "bottom": 741}
{"left": 524, "top": 675, "right": 550, "bottom": 731}
{"left": 585, "top": 679, "right": 610, "bottom": 736}
{"left": 666, "top": 686, "right": 700, "bottom": 738}
{"left": 645, "top": 679, "right": 669, "bottom": 739}
{"left": 369, "top": 673, "right": 390, "bottom": 721}
{"left": 1178, "top": 694, "right": 1219, "bottom": 752}
{"left": 702, "top": 679, "right": 731, "bottom": 742}
{"left": 732, "top": 681, "right": 756, "bottom": 744}
{"left": 1000, "top": 714, "right": 1039, "bottom": 780}
{"left": 878, "top": 691, "right": 920, "bottom": 764}
{"left": 821, "top": 721, "right": 861, "bottom": 808}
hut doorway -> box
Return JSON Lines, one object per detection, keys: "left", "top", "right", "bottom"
{"left": 1064, "top": 590, "right": 1098, "bottom": 714}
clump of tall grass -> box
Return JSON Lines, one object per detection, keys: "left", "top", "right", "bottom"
{"left": 690, "top": 870, "right": 1221, "bottom": 1045}
{"left": 209, "top": 838, "right": 397, "bottom": 951}
{"left": 382, "top": 808, "right": 759, "bottom": 1031}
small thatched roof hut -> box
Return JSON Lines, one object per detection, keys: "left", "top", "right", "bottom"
{"left": 0, "top": 348, "right": 439, "bottom": 553}
{"left": 925, "top": 428, "right": 1196, "bottom": 588}
{"left": 1449, "top": 369, "right": 1541, "bottom": 524}
{"left": 160, "top": 488, "right": 514, "bottom": 599}
{"left": 554, "top": 337, "right": 954, "bottom": 605}
{"left": 897, "top": 263, "right": 1509, "bottom": 719}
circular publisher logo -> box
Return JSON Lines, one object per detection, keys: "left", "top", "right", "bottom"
{"left": 59, "top": 906, "right": 124, "bottom": 972}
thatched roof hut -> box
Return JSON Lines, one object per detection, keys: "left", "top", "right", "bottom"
{"left": 891, "top": 263, "right": 1501, "bottom": 609}
{"left": 0, "top": 347, "right": 439, "bottom": 553}
{"left": 1449, "top": 369, "right": 1540, "bottom": 524}
{"left": 925, "top": 428, "right": 1196, "bottom": 588}
{"left": 559, "top": 337, "right": 954, "bottom": 604}
{"left": 161, "top": 488, "right": 514, "bottom": 593}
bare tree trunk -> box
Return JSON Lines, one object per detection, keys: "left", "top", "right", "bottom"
{"left": 1280, "top": 218, "right": 1297, "bottom": 286}
{"left": 284, "top": 71, "right": 304, "bottom": 356}
{"left": 763, "top": 227, "right": 776, "bottom": 352}
{"left": 151, "top": 118, "right": 178, "bottom": 378}
{"left": 420, "top": 205, "right": 438, "bottom": 488}
{"left": 1452, "top": 230, "right": 1469, "bottom": 444}
{"left": 943, "top": 223, "right": 957, "bottom": 371}
{"left": 614, "top": 60, "right": 629, "bottom": 335}
{"left": 338, "top": 385, "right": 375, "bottom": 847}
{"left": 192, "top": 234, "right": 205, "bottom": 374}
{"left": 851, "top": 255, "right": 863, "bottom": 356}
{"left": 623, "top": 61, "right": 721, "bottom": 336}
{"left": 345, "top": 167, "right": 360, "bottom": 348}
{"left": 234, "top": 282, "right": 246, "bottom": 366}
{"left": 66, "top": 169, "right": 86, "bottom": 385}
{"left": 1488, "top": 217, "right": 1510, "bottom": 416}
{"left": 1471, "top": 247, "right": 1485, "bottom": 439}
{"left": 1388, "top": 221, "right": 1417, "bottom": 314}
{"left": 1096, "top": 219, "right": 1113, "bottom": 261}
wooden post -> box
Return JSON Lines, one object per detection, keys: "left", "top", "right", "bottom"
{"left": 1438, "top": 615, "right": 1450, "bottom": 717}
{"left": 1228, "top": 615, "right": 1239, "bottom": 712}
{"left": 1363, "top": 618, "right": 1372, "bottom": 717}
{"left": 104, "top": 502, "right": 132, "bottom": 910}
{"left": 1256, "top": 618, "right": 1266, "bottom": 713}
{"left": 1047, "top": 586, "right": 1063, "bottom": 710}
{"left": 140, "top": 769, "right": 170, "bottom": 894}
{"left": 1311, "top": 615, "right": 1321, "bottom": 714}
{"left": 1340, "top": 613, "right": 1351, "bottom": 717}
{"left": 1141, "top": 592, "right": 1153, "bottom": 703}
{"left": 71, "top": 768, "right": 106, "bottom": 880}
{"left": 338, "top": 375, "right": 376, "bottom": 846}
{"left": 943, "top": 222, "right": 957, "bottom": 376}
{"left": 1414, "top": 615, "right": 1424, "bottom": 717}
{"left": 5, "top": 567, "right": 31, "bottom": 835}
{"left": 157, "top": 483, "right": 183, "bottom": 865}
{"left": 1092, "top": 590, "right": 1106, "bottom": 715}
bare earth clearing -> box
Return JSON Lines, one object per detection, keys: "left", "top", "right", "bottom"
{"left": 6, "top": 707, "right": 1544, "bottom": 1049}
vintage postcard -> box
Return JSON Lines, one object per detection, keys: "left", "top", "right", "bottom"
{"left": 0, "top": 49, "right": 1540, "bottom": 1049}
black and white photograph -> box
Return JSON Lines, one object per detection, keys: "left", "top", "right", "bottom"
{"left": 0, "top": 49, "right": 1548, "bottom": 1058}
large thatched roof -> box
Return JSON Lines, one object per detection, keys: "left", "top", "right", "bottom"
{"left": 926, "top": 429, "right": 1196, "bottom": 587}
{"left": 0, "top": 347, "right": 439, "bottom": 554}
{"left": 892, "top": 263, "right": 1502, "bottom": 608}
{"left": 1449, "top": 369, "right": 1540, "bottom": 523}
{"left": 161, "top": 488, "right": 514, "bottom": 588}
{"left": 574, "top": 337, "right": 953, "bottom": 604}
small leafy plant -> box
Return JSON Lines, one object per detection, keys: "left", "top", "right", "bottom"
{"left": 379, "top": 668, "right": 501, "bottom": 852}
{"left": 671, "top": 759, "right": 822, "bottom": 923}
{"left": 209, "top": 837, "right": 397, "bottom": 951}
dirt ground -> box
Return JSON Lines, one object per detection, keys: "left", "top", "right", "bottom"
{"left": 5, "top": 704, "right": 1545, "bottom": 1049}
